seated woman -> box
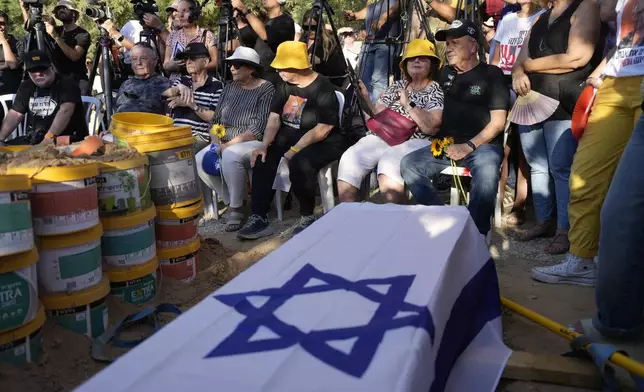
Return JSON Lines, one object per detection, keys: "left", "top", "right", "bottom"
{"left": 337, "top": 39, "right": 443, "bottom": 204}
{"left": 195, "top": 47, "right": 275, "bottom": 231}
{"left": 237, "top": 41, "right": 350, "bottom": 240}
{"left": 299, "top": 9, "right": 348, "bottom": 88}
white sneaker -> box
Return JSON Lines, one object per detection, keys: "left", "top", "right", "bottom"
{"left": 532, "top": 253, "right": 596, "bottom": 286}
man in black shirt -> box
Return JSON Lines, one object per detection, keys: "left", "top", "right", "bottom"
{"left": 400, "top": 19, "right": 510, "bottom": 236}
{"left": 44, "top": 0, "right": 91, "bottom": 95}
{"left": 237, "top": 41, "right": 348, "bottom": 240}
{"left": 0, "top": 12, "right": 24, "bottom": 96}
{"left": 231, "top": 0, "right": 295, "bottom": 87}
{"left": 0, "top": 50, "right": 88, "bottom": 146}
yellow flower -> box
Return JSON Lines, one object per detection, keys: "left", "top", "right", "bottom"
{"left": 210, "top": 124, "right": 226, "bottom": 139}
{"left": 442, "top": 137, "right": 454, "bottom": 147}
{"left": 431, "top": 138, "right": 443, "bottom": 157}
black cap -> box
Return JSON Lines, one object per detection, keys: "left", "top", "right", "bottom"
{"left": 176, "top": 43, "right": 210, "bottom": 60}
{"left": 435, "top": 19, "right": 480, "bottom": 42}
{"left": 24, "top": 50, "right": 52, "bottom": 71}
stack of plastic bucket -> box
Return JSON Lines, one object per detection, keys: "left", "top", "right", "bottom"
{"left": 110, "top": 112, "right": 203, "bottom": 284}
{"left": 0, "top": 174, "right": 45, "bottom": 364}
{"left": 7, "top": 163, "right": 109, "bottom": 339}
{"left": 98, "top": 153, "right": 159, "bottom": 304}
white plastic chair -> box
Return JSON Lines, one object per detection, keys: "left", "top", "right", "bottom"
{"left": 0, "top": 93, "right": 27, "bottom": 140}
{"left": 273, "top": 90, "right": 346, "bottom": 220}
{"left": 81, "top": 96, "right": 105, "bottom": 136}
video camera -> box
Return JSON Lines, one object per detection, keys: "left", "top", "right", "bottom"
{"left": 131, "top": 0, "right": 159, "bottom": 21}
{"left": 22, "top": 0, "right": 45, "bottom": 7}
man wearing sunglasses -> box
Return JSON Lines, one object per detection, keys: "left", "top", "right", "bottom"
{"left": 170, "top": 42, "right": 224, "bottom": 149}
{"left": 0, "top": 50, "right": 88, "bottom": 146}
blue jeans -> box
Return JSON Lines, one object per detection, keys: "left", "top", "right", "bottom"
{"left": 594, "top": 113, "right": 644, "bottom": 340}
{"left": 361, "top": 43, "right": 390, "bottom": 103}
{"left": 400, "top": 144, "right": 503, "bottom": 235}
{"left": 519, "top": 120, "right": 577, "bottom": 229}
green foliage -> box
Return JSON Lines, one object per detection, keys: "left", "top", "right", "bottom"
{"left": 1, "top": 0, "right": 366, "bottom": 55}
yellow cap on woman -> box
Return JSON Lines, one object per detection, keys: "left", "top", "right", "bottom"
{"left": 270, "top": 41, "right": 312, "bottom": 70}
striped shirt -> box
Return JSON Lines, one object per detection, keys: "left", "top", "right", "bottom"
{"left": 212, "top": 81, "right": 275, "bottom": 142}
{"left": 172, "top": 76, "right": 223, "bottom": 139}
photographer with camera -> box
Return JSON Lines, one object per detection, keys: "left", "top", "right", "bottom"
{"left": 231, "top": 0, "right": 295, "bottom": 87}
{"left": 0, "top": 50, "right": 88, "bottom": 146}
{"left": 0, "top": 12, "right": 24, "bottom": 97}
{"left": 44, "top": 0, "right": 91, "bottom": 95}
{"left": 164, "top": 0, "right": 217, "bottom": 80}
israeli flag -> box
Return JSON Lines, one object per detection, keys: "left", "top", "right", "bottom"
{"left": 78, "top": 203, "right": 511, "bottom": 392}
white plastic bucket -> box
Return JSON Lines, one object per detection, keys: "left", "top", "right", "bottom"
{"left": 101, "top": 206, "right": 156, "bottom": 268}
{"left": 0, "top": 249, "right": 39, "bottom": 333}
{"left": 0, "top": 175, "right": 34, "bottom": 257}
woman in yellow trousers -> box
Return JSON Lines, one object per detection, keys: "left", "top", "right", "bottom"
{"left": 531, "top": 0, "right": 644, "bottom": 286}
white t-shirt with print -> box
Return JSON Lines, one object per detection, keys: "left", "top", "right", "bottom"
{"left": 603, "top": 0, "right": 644, "bottom": 77}
{"left": 493, "top": 10, "right": 544, "bottom": 75}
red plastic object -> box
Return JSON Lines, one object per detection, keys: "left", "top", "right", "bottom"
{"left": 572, "top": 85, "right": 596, "bottom": 141}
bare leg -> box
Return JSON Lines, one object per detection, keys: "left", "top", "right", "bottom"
{"left": 378, "top": 174, "right": 406, "bottom": 204}
{"left": 514, "top": 143, "right": 530, "bottom": 213}
{"left": 499, "top": 144, "right": 511, "bottom": 214}
{"left": 338, "top": 180, "right": 360, "bottom": 202}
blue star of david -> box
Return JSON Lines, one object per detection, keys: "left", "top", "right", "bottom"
{"left": 205, "top": 263, "right": 435, "bottom": 378}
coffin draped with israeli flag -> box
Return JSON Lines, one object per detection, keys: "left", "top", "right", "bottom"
{"left": 77, "top": 203, "right": 511, "bottom": 392}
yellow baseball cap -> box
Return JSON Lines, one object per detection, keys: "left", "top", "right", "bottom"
{"left": 400, "top": 39, "right": 440, "bottom": 72}
{"left": 271, "top": 41, "right": 312, "bottom": 70}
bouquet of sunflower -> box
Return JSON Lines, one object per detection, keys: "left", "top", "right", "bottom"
{"left": 430, "top": 136, "right": 455, "bottom": 159}
{"left": 203, "top": 124, "right": 227, "bottom": 176}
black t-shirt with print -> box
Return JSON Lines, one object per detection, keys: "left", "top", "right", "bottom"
{"left": 52, "top": 26, "right": 91, "bottom": 81}
{"left": 270, "top": 74, "right": 339, "bottom": 133}
{"left": 0, "top": 35, "right": 24, "bottom": 95}
{"left": 12, "top": 75, "right": 88, "bottom": 142}
{"left": 437, "top": 63, "right": 509, "bottom": 145}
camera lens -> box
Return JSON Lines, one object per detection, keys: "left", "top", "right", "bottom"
{"left": 86, "top": 8, "right": 106, "bottom": 19}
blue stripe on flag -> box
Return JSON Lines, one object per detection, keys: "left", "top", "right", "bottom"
{"left": 430, "top": 258, "right": 502, "bottom": 392}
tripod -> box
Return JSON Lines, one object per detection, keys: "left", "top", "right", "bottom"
{"left": 24, "top": 5, "right": 53, "bottom": 54}
{"left": 88, "top": 26, "right": 116, "bottom": 120}
{"left": 139, "top": 27, "right": 166, "bottom": 76}
{"left": 216, "top": 2, "right": 240, "bottom": 82}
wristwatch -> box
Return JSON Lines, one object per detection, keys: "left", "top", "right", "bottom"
{"left": 242, "top": 8, "right": 252, "bottom": 16}
{"left": 409, "top": 101, "right": 417, "bottom": 109}
{"left": 117, "top": 35, "right": 125, "bottom": 43}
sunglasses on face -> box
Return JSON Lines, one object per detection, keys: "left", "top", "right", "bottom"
{"left": 229, "top": 62, "right": 245, "bottom": 69}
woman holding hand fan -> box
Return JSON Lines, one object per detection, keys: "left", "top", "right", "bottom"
{"left": 511, "top": 0, "right": 602, "bottom": 254}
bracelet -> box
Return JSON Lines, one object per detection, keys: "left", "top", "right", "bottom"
{"left": 289, "top": 146, "right": 300, "bottom": 153}
{"left": 45, "top": 132, "right": 55, "bottom": 139}
{"left": 466, "top": 140, "right": 477, "bottom": 151}
{"left": 242, "top": 8, "right": 252, "bottom": 16}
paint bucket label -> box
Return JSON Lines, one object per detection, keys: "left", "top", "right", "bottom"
{"left": 156, "top": 215, "right": 199, "bottom": 249}
{"left": 102, "top": 219, "right": 156, "bottom": 268}
{"left": 111, "top": 274, "right": 157, "bottom": 305}
{"left": 97, "top": 166, "right": 153, "bottom": 217}
{"left": 0, "top": 192, "right": 34, "bottom": 257}
{"left": 0, "top": 265, "right": 38, "bottom": 333}
{"left": 48, "top": 297, "right": 108, "bottom": 338}
{"left": 147, "top": 147, "right": 199, "bottom": 207}
{"left": 38, "top": 239, "right": 102, "bottom": 293}
{"left": 30, "top": 179, "right": 99, "bottom": 236}
{"left": 0, "top": 327, "right": 43, "bottom": 364}
{"left": 160, "top": 250, "right": 198, "bottom": 283}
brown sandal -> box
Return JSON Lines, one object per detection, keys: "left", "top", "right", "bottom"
{"left": 516, "top": 220, "right": 556, "bottom": 242}
{"left": 544, "top": 228, "right": 570, "bottom": 254}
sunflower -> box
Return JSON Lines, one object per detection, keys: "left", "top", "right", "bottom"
{"left": 431, "top": 138, "right": 443, "bottom": 157}
{"left": 210, "top": 124, "right": 226, "bottom": 139}
{"left": 442, "top": 137, "right": 454, "bottom": 147}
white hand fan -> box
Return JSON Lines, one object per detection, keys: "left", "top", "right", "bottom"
{"left": 509, "top": 91, "right": 560, "bottom": 126}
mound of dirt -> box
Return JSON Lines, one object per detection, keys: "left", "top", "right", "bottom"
{"left": 0, "top": 238, "right": 237, "bottom": 392}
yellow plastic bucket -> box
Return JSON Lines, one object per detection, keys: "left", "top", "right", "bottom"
{"left": 38, "top": 224, "right": 103, "bottom": 294}
{"left": 156, "top": 199, "right": 203, "bottom": 249}
{"left": 0, "top": 145, "right": 30, "bottom": 154}
{"left": 113, "top": 126, "right": 191, "bottom": 146}
{"left": 101, "top": 206, "right": 156, "bottom": 268}
{"left": 109, "top": 112, "right": 174, "bottom": 135}
{"left": 7, "top": 163, "right": 100, "bottom": 236}
{"left": 0, "top": 303, "right": 45, "bottom": 364}
{"left": 41, "top": 277, "right": 109, "bottom": 338}
{"left": 0, "top": 248, "right": 39, "bottom": 333}
{"left": 0, "top": 175, "right": 34, "bottom": 256}
{"left": 106, "top": 257, "right": 158, "bottom": 305}
{"left": 97, "top": 155, "right": 153, "bottom": 217}
{"left": 158, "top": 237, "right": 200, "bottom": 283}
